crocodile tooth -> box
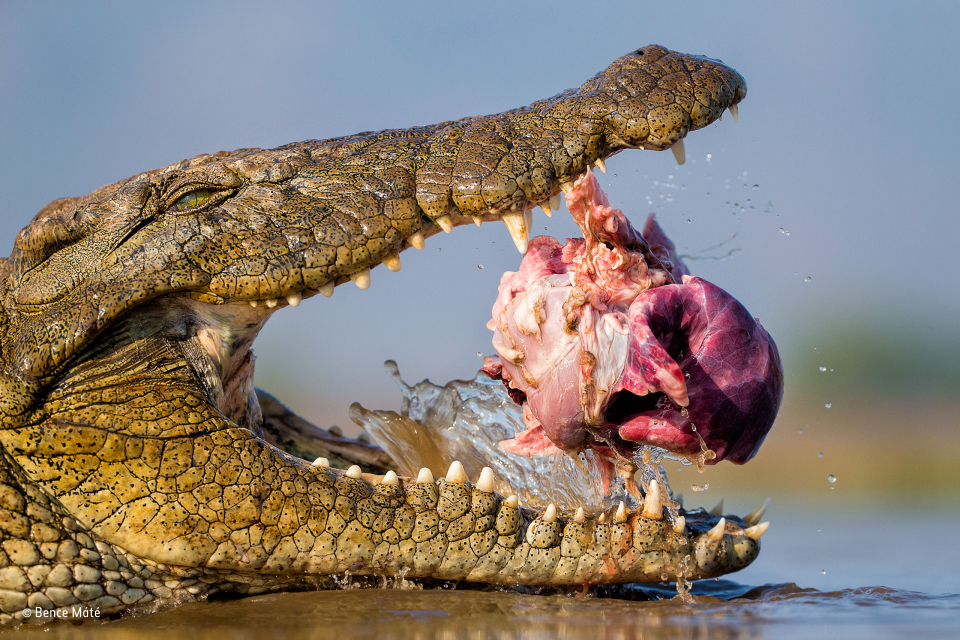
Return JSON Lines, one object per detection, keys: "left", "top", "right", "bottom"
{"left": 445, "top": 460, "right": 467, "bottom": 483}
{"left": 311, "top": 457, "right": 329, "bottom": 468}
{"left": 436, "top": 215, "right": 453, "bottom": 234}
{"left": 560, "top": 182, "right": 573, "bottom": 197}
{"left": 472, "top": 216, "right": 483, "bottom": 226}
{"left": 673, "top": 515, "right": 686, "bottom": 534}
{"left": 505, "top": 495, "right": 519, "bottom": 508}
{"left": 707, "top": 517, "right": 726, "bottom": 541}
{"left": 744, "top": 521, "right": 770, "bottom": 540}
{"left": 709, "top": 499, "right": 724, "bottom": 516}
{"left": 574, "top": 507, "right": 585, "bottom": 523}
{"left": 346, "top": 465, "right": 362, "bottom": 479}
{"left": 408, "top": 232, "right": 425, "bottom": 250}
{"left": 598, "top": 512, "right": 607, "bottom": 524}
{"left": 249, "top": 300, "right": 258, "bottom": 308}
{"left": 524, "top": 208, "right": 533, "bottom": 234}
{"left": 729, "top": 104, "right": 739, "bottom": 123}
{"left": 350, "top": 269, "right": 371, "bottom": 290}
{"left": 614, "top": 501, "right": 628, "bottom": 523}
{"left": 594, "top": 158, "right": 607, "bottom": 173}
{"left": 543, "top": 503, "right": 557, "bottom": 523}
{"left": 642, "top": 479, "right": 663, "bottom": 520}
{"left": 416, "top": 467, "right": 434, "bottom": 483}
{"left": 550, "top": 193, "right": 561, "bottom": 211}
{"left": 380, "top": 470, "right": 399, "bottom": 486}
{"left": 540, "top": 201, "right": 552, "bottom": 217}
{"left": 671, "top": 138, "right": 686, "bottom": 165}
{"left": 265, "top": 298, "right": 278, "bottom": 308}
{"left": 318, "top": 281, "right": 335, "bottom": 298}
{"left": 382, "top": 252, "right": 402, "bottom": 273}
{"left": 476, "top": 467, "right": 495, "bottom": 493}
{"left": 501, "top": 211, "right": 529, "bottom": 254}
{"left": 286, "top": 292, "right": 301, "bottom": 307}
{"left": 743, "top": 498, "right": 770, "bottom": 526}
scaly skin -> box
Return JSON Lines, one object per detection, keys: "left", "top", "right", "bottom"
{"left": 0, "top": 46, "right": 758, "bottom": 624}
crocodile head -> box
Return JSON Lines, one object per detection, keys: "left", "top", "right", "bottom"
{"left": 0, "top": 46, "right": 767, "bottom": 619}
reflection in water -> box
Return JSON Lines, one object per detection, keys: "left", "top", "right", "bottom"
{"left": 21, "top": 583, "right": 960, "bottom": 640}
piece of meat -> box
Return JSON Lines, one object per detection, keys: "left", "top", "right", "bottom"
{"left": 487, "top": 170, "right": 782, "bottom": 464}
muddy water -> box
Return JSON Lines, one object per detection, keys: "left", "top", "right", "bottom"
{"left": 14, "top": 508, "right": 960, "bottom": 639}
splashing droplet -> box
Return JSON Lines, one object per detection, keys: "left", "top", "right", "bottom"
{"left": 821, "top": 569, "right": 826, "bottom": 575}
{"left": 752, "top": 184, "right": 760, "bottom": 190}
{"left": 819, "top": 366, "right": 827, "bottom": 372}
{"left": 825, "top": 403, "right": 832, "bottom": 409}
{"left": 478, "top": 264, "right": 484, "bottom": 270}
{"left": 476, "top": 352, "right": 482, "bottom": 357}
{"left": 805, "top": 276, "right": 812, "bottom": 282}
{"left": 828, "top": 474, "right": 836, "bottom": 483}
{"left": 818, "top": 452, "right": 824, "bottom": 459}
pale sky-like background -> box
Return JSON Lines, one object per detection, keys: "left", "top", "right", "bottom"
{"left": 2, "top": 1, "right": 958, "bottom": 472}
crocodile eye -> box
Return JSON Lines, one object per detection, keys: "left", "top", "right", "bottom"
{"left": 170, "top": 188, "right": 213, "bottom": 212}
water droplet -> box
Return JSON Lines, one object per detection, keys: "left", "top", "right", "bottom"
{"left": 477, "top": 264, "right": 484, "bottom": 269}
{"left": 825, "top": 403, "right": 832, "bottom": 409}
{"left": 476, "top": 352, "right": 482, "bottom": 357}
{"left": 691, "top": 483, "right": 709, "bottom": 492}
{"left": 828, "top": 474, "right": 836, "bottom": 483}
{"left": 818, "top": 452, "right": 824, "bottom": 458}
{"left": 687, "top": 219, "right": 692, "bottom": 223}
{"left": 805, "top": 276, "right": 812, "bottom": 282}
{"left": 821, "top": 569, "right": 826, "bottom": 575}
{"left": 752, "top": 184, "right": 759, "bottom": 190}
{"left": 779, "top": 228, "right": 785, "bottom": 234}
{"left": 706, "top": 154, "right": 712, "bottom": 160}
{"left": 798, "top": 428, "right": 803, "bottom": 434}
{"left": 819, "top": 366, "right": 826, "bottom": 372}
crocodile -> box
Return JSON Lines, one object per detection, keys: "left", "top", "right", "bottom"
{"left": 0, "top": 45, "right": 767, "bottom": 625}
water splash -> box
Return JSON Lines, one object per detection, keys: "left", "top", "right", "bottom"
{"left": 350, "top": 361, "right": 643, "bottom": 512}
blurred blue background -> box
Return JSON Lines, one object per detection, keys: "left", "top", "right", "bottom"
{"left": 2, "top": 0, "right": 959, "bottom": 523}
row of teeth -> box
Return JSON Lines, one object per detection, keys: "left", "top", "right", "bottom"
{"left": 309, "top": 457, "right": 769, "bottom": 542}
{"left": 247, "top": 104, "right": 739, "bottom": 308}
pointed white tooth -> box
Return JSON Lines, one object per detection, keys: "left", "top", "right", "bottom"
{"left": 408, "top": 232, "right": 425, "bottom": 250}
{"left": 501, "top": 211, "right": 529, "bottom": 254}
{"left": 445, "top": 460, "right": 467, "bottom": 483}
{"left": 382, "top": 252, "right": 401, "bottom": 272}
{"left": 435, "top": 215, "right": 453, "bottom": 234}
{"left": 560, "top": 182, "right": 573, "bottom": 197}
{"left": 673, "top": 515, "right": 686, "bottom": 534}
{"left": 476, "top": 467, "right": 495, "bottom": 493}
{"left": 594, "top": 158, "right": 607, "bottom": 173}
{"left": 249, "top": 300, "right": 259, "bottom": 308}
{"left": 472, "top": 215, "right": 483, "bottom": 226}
{"left": 614, "top": 501, "right": 628, "bottom": 523}
{"left": 671, "top": 139, "right": 686, "bottom": 165}
{"left": 350, "top": 269, "right": 371, "bottom": 290}
{"left": 318, "top": 281, "right": 335, "bottom": 298}
{"left": 346, "top": 465, "right": 362, "bottom": 479}
{"left": 540, "top": 201, "right": 552, "bottom": 217}
{"left": 744, "top": 498, "right": 770, "bottom": 527}
{"left": 505, "top": 495, "right": 519, "bottom": 509}
{"left": 416, "top": 467, "right": 434, "bottom": 483}
{"left": 709, "top": 499, "right": 724, "bottom": 516}
{"left": 311, "top": 457, "right": 329, "bottom": 468}
{"left": 642, "top": 479, "right": 663, "bottom": 520}
{"left": 381, "top": 470, "right": 399, "bottom": 486}
{"left": 728, "top": 104, "right": 739, "bottom": 123}
{"left": 597, "top": 512, "right": 607, "bottom": 524}
{"left": 286, "top": 292, "right": 301, "bottom": 307}
{"left": 707, "top": 517, "right": 726, "bottom": 541}
{"left": 265, "top": 298, "right": 278, "bottom": 308}
{"left": 574, "top": 507, "right": 585, "bottom": 524}
{"left": 549, "top": 194, "right": 561, "bottom": 211}
{"left": 745, "top": 521, "right": 770, "bottom": 541}
{"left": 524, "top": 208, "right": 533, "bottom": 234}
{"left": 543, "top": 503, "right": 557, "bottom": 524}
